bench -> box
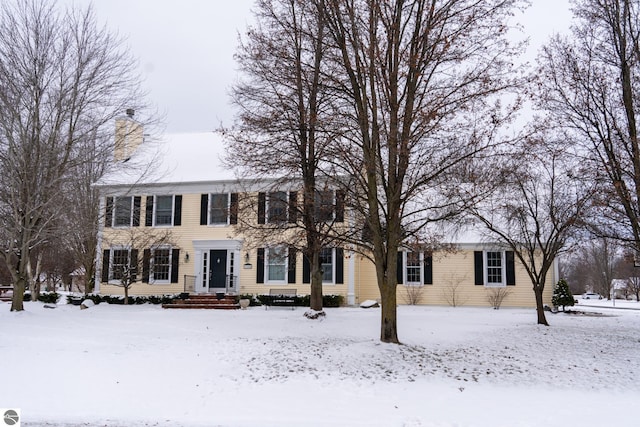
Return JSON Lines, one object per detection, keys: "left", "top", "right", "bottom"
{"left": 0, "top": 286, "right": 13, "bottom": 301}
{"left": 265, "top": 288, "right": 297, "bottom": 309}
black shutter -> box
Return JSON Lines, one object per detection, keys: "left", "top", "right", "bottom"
{"left": 130, "top": 249, "right": 139, "bottom": 281}
{"left": 173, "top": 195, "right": 182, "bottom": 226}
{"left": 303, "top": 253, "right": 311, "bottom": 284}
{"left": 335, "top": 190, "right": 345, "bottom": 222}
{"left": 145, "top": 196, "right": 154, "bottom": 226}
{"left": 257, "top": 248, "right": 265, "bottom": 283}
{"left": 230, "top": 193, "right": 238, "bottom": 225}
{"left": 200, "top": 194, "right": 208, "bottom": 225}
{"left": 101, "top": 249, "right": 110, "bottom": 282}
{"left": 132, "top": 197, "right": 141, "bottom": 227}
{"left": 171, "top": 249, "right": 180, "bottom": 283}
{"left": 397, "top": 251, "right": 403, "bottom": 284}
{"left": 506, "top": 251, "right": 516, "bottom": 286}
{"left": 142, "top": 249, "right": 150, "bottom": 283}
{"left": 335, "top": 248, "right": 344, "bottom": 284}
{"left": 288, "top": 191, "right": 297, "bottom": 223}
{"left": 424, "top": 253, "right": 433, "bottom": 285}
{"left": 474, "top": 251, "right": 484, "bottom": 286}
{"left": 288, "top": 247, "right": 297, "bottom": 284}
{"left": 258, "top": 193, "right": 266, "bottom": 224}
{"left": 105, "top": 197, "right": 113, "bottom": 228}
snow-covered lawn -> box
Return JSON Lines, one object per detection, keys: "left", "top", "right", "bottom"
{"left": 1, "top": 300, "right": 639, "bottom": 427}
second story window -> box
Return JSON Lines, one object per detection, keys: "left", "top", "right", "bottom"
{"left": 145, "top": 195, "right": 182, "bottom": 227}
{"left": 114, "top": 197, "right": 133, "bottom": 226}
{"left": 155, "top": 196, "right": 173, "bottom": 226}
{"left": 268, "top": 191, "right": 288, "bottom": 223}
{"left": 200, "top": 193, "right": 238, "bottom": 226}
{"left": 210, "top": 193, "right": 229, "bottom": 224}
{"left": 105, "top": 196, "right": 140, "bottom": 228}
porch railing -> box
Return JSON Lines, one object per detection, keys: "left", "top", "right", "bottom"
{"left": 182, "top": 274, "right": 238, "bottom": 294}
{"left": 183, "top": 275, "right": 196, "bottom": 293}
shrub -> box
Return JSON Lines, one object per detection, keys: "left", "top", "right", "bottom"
{"left": 487, "top": 287, "right": 511, "bottom": 309}
{"left": 552, "top": 279, "right": 575, "bottom": 311}
{"left": 37, "top": 292, "right": 59, "bottom": 304}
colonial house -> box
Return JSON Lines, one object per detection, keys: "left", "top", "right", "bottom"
{"left": 94, "top": 115, "right": 555, "bottom": 308}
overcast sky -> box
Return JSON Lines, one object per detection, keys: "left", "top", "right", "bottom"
{"left": 70, "top": 0, "right": 573, "bottom": 133}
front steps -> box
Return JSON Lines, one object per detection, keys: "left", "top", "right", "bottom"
{"left": 162, "top": 293, "right": 240, "bottom": 310}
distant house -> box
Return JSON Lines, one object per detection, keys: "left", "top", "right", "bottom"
{"left": 94, "top": 115, "right": 554, "bottom": 308}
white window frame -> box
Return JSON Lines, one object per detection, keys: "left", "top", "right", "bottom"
{"left": 113, "top": 196, "right": 133, "bottom": 227}
{"left": 109, "top": 246, "right": 132, "bottom": 285}
{"left": 266, "top": 246, "right": 288, "bottom": 283}
{"left": 405, "top": 251, "right": 423, "bottom": 286}
{"left": 485, "top": 250, "right": 506, "bottom": 287}
{"left": 150, "top": 246, "right": 172, "bottom": 284}
{"left": 209, "top": 193, "right": 230, "bottom": 225}
{"left": 154, "top": 195, "right": 174, "bottom": 227}
{"left": 319, "top": 247, "right": 335, "bottom": 284}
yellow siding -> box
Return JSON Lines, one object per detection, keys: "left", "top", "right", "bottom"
{"left": 99, "top": 192, "right": 554, "bottom": 308}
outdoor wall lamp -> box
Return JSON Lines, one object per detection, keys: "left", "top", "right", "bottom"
{"left": 184, "top": 252, "right": 190, "bottom": 263}
{"left": 243, "top": 252, "right": 252, "bottom": 269}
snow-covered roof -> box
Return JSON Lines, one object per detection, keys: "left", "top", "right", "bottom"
{"left": 97, "top": 132, "right": 236, "bottom": 188}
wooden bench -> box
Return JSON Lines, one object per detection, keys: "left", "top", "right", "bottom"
{"left": 265, "top": 288, "right": 297, "bottom": 309}
{"left": 0, "top": 286, "right": 13, "bottom": 302}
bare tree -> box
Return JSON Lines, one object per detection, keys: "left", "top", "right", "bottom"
{"left": 469, "top": 137, "right": 594, "bottom": 325}
{"left": 227, "top": 0, "right": 344, "bottom": 316}
{"left": 536, "top": 0, "right": 640, "bottom": 256}
{"left": 441, "top": 273, "right": 469, "bottom": 308}
{"left": 319, "top": 0, "right": 525, "bottom": 342}
{"left": 0, "top": 0, "right": 148, "bottom": 311}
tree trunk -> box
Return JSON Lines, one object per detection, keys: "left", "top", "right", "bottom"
{"left": 534, "top": 285, "right": 549, "bottom": 326}
{"left": 379, "top": 279, "right": 400, "bottom": 343}
{"left": 310, "top": 269, "right": 324, "bottom": 312}
{"left": 124, "top": 286, "right": 129, "bottom": 305}
{"left": 11, "top": 276, "right": 26, "bottom": 312}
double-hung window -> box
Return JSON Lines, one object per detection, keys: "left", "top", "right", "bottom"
{"left": 486, "top": 251, "right": 503, "bottom": 286}
{"left": 210, "top": 193, "right": 229, "bottom": 224}
{"left": 267, "top": 192, "right": 288, "bottom": 224}
{"left": 114, "top": 197, "right": 133, "bottom": 226}
{"left": 406, "top": 252, "right": 422, "bottom": 285}
{"left": 267, "top": 246, "right": 287, "bottom": 282}
{"left": 397, "top": 251, "right": 432, "bottom": 285}
{"left": 151, "top": 247, "right": 171, "bottom": 283}
{"left": 154, "top": 195, "right": 174, "bottom": 226}
{"left": 474, "top": 250, "right": 515, "bottom": 287}
{"left": 111, "top": 248, "right": 130, "bottom": 281}
{"left": 315, "top": 191, "right": 334, "bottom": 222}
{"left": 319, "top": 247, "right": 334, "bottom": 283}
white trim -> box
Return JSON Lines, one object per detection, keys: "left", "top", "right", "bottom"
{"left": 153, "top": 195, "right": 175, "bottom": 227}
{"left": 484, "top": 250, "right": 506, "bottom": 287}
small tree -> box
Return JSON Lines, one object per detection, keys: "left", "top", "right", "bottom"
{"left": 552, "top": 278, "right": 575, "bottom": 311}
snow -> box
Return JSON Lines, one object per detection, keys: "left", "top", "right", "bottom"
{"left": 1, "top": 299, "right": 639, "bottom": 427}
